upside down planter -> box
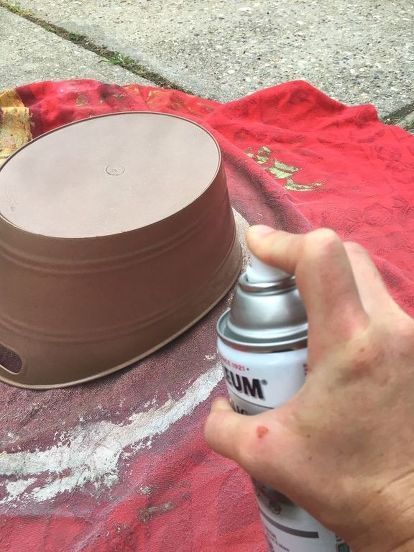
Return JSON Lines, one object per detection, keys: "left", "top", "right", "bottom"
{"left": 0, "top": 112, "right": 241, "bottom": 389}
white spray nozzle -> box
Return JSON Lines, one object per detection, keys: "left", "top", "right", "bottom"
{"left": 245, "top": 253, "right": 291, "bottom": 284}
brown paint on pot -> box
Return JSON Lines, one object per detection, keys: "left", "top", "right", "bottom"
{"left": 0, "top": 112, "right": 241, "bottom": 389}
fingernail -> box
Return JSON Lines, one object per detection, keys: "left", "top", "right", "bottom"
{"left": 249, "top": 225, "right": 274, "bottom": 237}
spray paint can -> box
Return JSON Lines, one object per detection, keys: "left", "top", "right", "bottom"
{"left": 217, "top": 253, "right": 350, "bottom": 552}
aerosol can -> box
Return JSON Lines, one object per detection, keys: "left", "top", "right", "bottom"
{"left": 217, "top": 252, "right": 350, "bottom": 552}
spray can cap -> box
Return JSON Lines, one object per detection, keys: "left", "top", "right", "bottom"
{"left": 217, "top": 248, "right": 307, "bottom": 352}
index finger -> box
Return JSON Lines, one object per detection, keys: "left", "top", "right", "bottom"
{"left": 247, "top": 226, "right": 369, "bottom": 340}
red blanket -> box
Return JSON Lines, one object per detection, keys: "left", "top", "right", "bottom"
{"left": 0, "top": 80, "right": 413, "bottom": 552}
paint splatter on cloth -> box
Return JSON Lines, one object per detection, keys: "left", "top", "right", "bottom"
{"left": 0, "top": 80, "right": 413, "bottom": 551}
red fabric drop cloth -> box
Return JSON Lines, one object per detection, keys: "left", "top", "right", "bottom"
{"left": 0, "top": 80, "right": 413, "bottom": 551}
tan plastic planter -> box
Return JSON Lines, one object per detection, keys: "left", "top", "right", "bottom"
{"left": 0, "top": 112, "right": 241, "bottom": 389}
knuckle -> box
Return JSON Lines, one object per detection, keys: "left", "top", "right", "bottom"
{"left": 345, "top": 318, "right": 414, "bottom": 383}
{"left": 341, "top": 323, "right": 378, "bottom": 361}
{"left": 301, "top": 228, "right": 343, "bottom": 263}
{"left": 355, "top": 338, "right": 380, "bottom": 366}
{"left": 398, "top": 316, "right": 414, "bottom": 337}
{"left": 393, "top": 318, "right": 414, "bottom": 354}
{"left": 307, "top": 228, "right": 341, "bottom": 249}
{"left": 347, "top": 337, "right": 383, "bottom": 377}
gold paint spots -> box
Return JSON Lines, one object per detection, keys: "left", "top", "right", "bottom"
{"left": 268, "top": 160, "right": 299, "bottom": 179}
{"left": 285, "top": 178, "right": 322, "bottom": 192}
{"left": 0, "top": 89, "right": 32, "bottom": 166}
{"left": 75, "top": 93, "right": 90, "bottom": 106}
{"left": 246, "top": 145, "right": 323, "bottom": 192}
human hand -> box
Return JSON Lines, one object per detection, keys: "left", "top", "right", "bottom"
{"left": 205, "top": 226, "right": 414, "bottom": 551}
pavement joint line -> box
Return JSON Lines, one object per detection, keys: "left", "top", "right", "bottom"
{"left": 1, "top": 0, "right": 414, "bottom": 130}
{"left": 0, "top": 0, "right": 192, "bottom": 93}
{"left": 383, "top": 101, "right": 414, "bottom": 131}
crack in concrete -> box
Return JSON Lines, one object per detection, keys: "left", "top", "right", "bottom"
{"left": 383, "top": 101, "right": 414, "bottom": 131}
{"left": 0, "top": 0, "right": 192, "bottom": 93}
{"left": 384, "top": 102, "right": 414, "bottom": 125}
{"left": 1, "top": 0, "right": 413, "bottom": 128}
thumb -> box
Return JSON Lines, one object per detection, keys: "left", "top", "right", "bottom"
{"left": 204, "top": 398, "right": 248, "bottom": 459}
{"left": 204, "top": 398, "right": 291, "bottom": 485}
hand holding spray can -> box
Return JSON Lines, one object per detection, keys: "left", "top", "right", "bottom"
{"left": 217, "top": 252, "right": 350, "bottom": 552}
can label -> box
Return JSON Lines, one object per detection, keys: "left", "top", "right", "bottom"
{"left": 218, "top": 338, "right": 351, "bottom": 552}
{"left": 218, "top": 339, "right": 307, "bottom": 410}
{"left": 257, "top": 483, "right": 350, "bottom": 552}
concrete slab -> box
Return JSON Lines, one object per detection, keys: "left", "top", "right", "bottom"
{"left": 0, "top": 7, "right": 150, "bottom": 90}
{"left": 4, "top": 0, "right": 414, "bottom": 116}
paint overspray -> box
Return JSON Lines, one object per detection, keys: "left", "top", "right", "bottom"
{"left": 0, "top": 364, "right": 223, "bottom": 505}
{"left": 217, "top": 252, "right": 351, "bottom": 551}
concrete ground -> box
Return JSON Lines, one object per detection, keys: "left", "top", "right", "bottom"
{"left": 0, "top": 7, "right": 150, "bottom": 88}
{"left": 0, "top": 0, "right": 413, "bottom": 127}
